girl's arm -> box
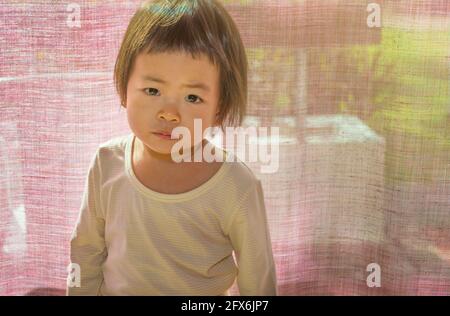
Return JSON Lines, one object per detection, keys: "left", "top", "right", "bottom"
{"left": 67, "top": 149, "right": 107, "bottom": 296}
{"left": 227, "top": 180, "right": 277, "bottom": 296}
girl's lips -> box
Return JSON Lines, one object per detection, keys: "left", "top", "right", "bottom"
{"left": 152, "top": 132, "right": 173, "bottom": 140}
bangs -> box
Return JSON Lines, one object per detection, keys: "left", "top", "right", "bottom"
{"left": 138, "top": 1, "right": 229, "bottom": 70}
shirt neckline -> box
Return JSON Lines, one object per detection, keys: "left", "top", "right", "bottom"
{"left": 125, "top": 133, "right": 231, "bottom": 202}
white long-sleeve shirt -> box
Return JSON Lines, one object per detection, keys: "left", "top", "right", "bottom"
{"left": 67, "top": 133, "right": 277, "bottom": 296}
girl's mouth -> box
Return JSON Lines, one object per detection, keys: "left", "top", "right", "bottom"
{"left": 152, "top": 132, "right": 173, "bottom": 140}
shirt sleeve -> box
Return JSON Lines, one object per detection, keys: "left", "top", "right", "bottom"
{"left": 67, "top": 149, "right": 107, "bottom": 296}
{"left": 227, "top": 179, "right": 277, "bottom": 296}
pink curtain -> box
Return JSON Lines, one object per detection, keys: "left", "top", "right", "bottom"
{"left": 0, "top": 0, "right": 449, "bottom": 295}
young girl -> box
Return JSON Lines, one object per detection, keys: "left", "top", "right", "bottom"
{"left": 67, "top": 0, "right": 277, "bottom": 296}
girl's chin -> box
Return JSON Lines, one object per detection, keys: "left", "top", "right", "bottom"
{"left": 147, "top": 146, "right": 173, "bottom": 156}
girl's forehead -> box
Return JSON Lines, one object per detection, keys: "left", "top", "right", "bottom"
{"left": 137, "top": 50, "right": 214, "bottom": 65}
{"left": 134, "top": 51, "right": 219, "bottom": 76}
{"left": 131, "top": 51, "right": 220, "bottom": 92}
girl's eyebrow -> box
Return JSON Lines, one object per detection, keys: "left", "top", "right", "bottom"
{"left": 141, "top": 75, "right": 211, "bottom": 93}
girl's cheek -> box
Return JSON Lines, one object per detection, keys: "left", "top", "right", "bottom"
{"left": 127, "top": 105, "right": 144, "bottom": 125}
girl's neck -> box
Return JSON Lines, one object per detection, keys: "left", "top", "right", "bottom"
{"left": 136, "top": 137, "right": 210, "bottom": 169}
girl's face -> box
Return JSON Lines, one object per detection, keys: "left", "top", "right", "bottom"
{"left": 125, "top": 51, "right": 220, "bottom": 156}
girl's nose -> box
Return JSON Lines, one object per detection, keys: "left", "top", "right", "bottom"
{"left": 158, "top": 111, "right": 180, "bottom": 123}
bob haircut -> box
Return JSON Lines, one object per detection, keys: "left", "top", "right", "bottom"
{"left": 114, "top": 0, "right": 248, "bottom": 131}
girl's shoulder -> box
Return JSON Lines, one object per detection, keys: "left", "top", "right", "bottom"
{"left": 221, "top": 150, "right": 261, "bottom": 191}
{"left": 87, "top": 134, "right": 130, "bottom": 175}
{"left": 97, "top": 133, "right": 130, "bottom": 156}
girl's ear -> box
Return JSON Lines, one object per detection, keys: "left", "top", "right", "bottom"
{"left": 215, "top": 109, "right": 221, "bottom": 123}
{"left": 214, "top": 116, "right": 221, "bottom": 128}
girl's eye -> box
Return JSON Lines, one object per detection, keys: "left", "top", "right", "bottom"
{"left": 144, "top": 88, "right": 202, "bottom": 104}
{"left": 185, "top": 94, "right": 203, "bottom": 104}
{"left": 144, "top": 88, "right": 159, "bottom": 96}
